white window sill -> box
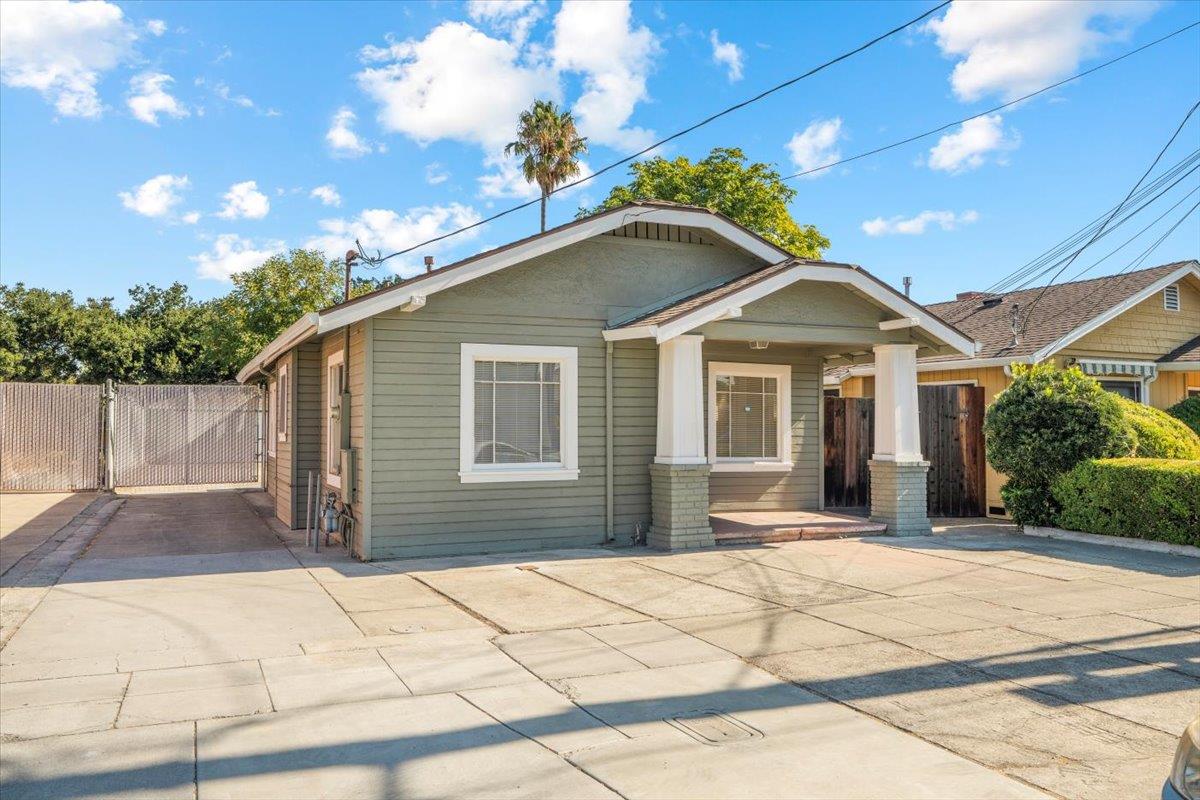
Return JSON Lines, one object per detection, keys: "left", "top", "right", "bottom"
{"left": 710, "top": 461, "right": 794, "bottom": 473}
{"left": 326, "top": 473, "right": 342, "bottom": 489}
{"left": 459, "top": 468, "right": 580, "bottom": 484}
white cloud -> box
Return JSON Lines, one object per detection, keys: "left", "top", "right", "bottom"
{"left": 326, "top": 106, "right": 375, "bottom": 158}
{"left": 118, "top": 174, "right": 191, "bottom": 219}
{"left": 927, "top": 114, "right": 1018, "bottom": 173}
{"left": 191, "top": 234, "right": 284, "bottom": 280}
{"left": 358, "top": 22, "right": 557, "bottom": 150}
{"left": 425, "top": 162, "right": 450, "bottom": 185}
{"left": 0, "top": 0, "right": 136, "bottom": 118}
{"left": 146, "top": 19, "right": 167, "bottom": 37}
{"left": 925, "top": 0, "right": 1156, "bottom": 102}
{"left": 306, "top": 204, "right": 482, "bottom": 276}
{"left": 217, "top": 180, "right": 270, "bottom": 220}
{"left": 126, "top": 72, "right": 188, "bottom": 125}
{"left": 709, "top": 30, "right": 743, "bottom": 82}
{"left": 861, "top": 209, "right": 979, "bottom": 236}
{"left": 466, "top": 0, "right": 546, "bottom": 47}
{"left": 552, "top": 0, "right": 659, "bottom": 150}
{"left": 786, "top": 117, "right": 843, "bottom": 178}
{"left": 309, "top": 184, "right": 342, "bottom": 207}
{"left": 181, "top": 211, "right": 200, "bottom": 225}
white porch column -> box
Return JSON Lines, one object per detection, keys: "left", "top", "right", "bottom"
{"left": 872, "top": 344, "right": 923, "bottom": 462}
{"left": 655, "top": 335, "right": 706, "bottom": 465}
{"left": 649, "top": 334, "right": 713, "bottom": 550}
{"left": 869, "top": 343, "right": 931, "bottom": 536}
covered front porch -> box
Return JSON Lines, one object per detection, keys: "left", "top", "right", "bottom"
{"left": 604, "top": 259, "right": 978, "bottom": 550}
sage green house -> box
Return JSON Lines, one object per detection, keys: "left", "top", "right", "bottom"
{"left": 238, "top": 201, "right": 977, "bottom": 560}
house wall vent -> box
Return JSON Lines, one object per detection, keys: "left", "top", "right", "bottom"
{"left": 1164, "top": 284, "right": 1180, "bottom": 311}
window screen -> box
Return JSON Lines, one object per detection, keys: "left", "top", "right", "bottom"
{"left": 1099, "top": 379, "right": 1141, "bottom": 402}
{"left": 474, "top": 360, "right": 561, "bottom": 465}
{"left": 715, "top": 374, "right": 779, "bottom": 459}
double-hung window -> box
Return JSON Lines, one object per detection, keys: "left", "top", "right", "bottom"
{"left": 459, "top": 344, "right": 578, "bottom": 483}
{"left": 276, "top": 364, "right": 290, "bottom": 443}
{"left": 327, "top": 350, "right": 345, "bottom": 487}
{"left": 707, "top": 362, "right": 792, "bottom": 472}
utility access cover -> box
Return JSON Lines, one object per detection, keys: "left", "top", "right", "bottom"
{"left": 666, "top": 710, "right": 763, "bottom": 746}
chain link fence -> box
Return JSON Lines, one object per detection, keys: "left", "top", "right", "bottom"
{"left": 1, "top": 382, "right": 262, "bottom": 492}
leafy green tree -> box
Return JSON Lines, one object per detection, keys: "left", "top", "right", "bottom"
{"left": 0, "top": 284, "right": 81, "bottom": 382}
{"left": 506, "top": 99, "right": 588, "bottom": 232}
{"left": 582, "top": 147, "right": 829, "bottom": 258}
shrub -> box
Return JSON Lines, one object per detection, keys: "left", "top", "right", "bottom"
{"left": 985, "top": 364, "right": 1131, "bottom": 526}
{"left": 1168, "top": 396, "right": 1200, "bottom": 436}
{"left": 1116, "top": 397, "right": 1200, "bottom": 458}
{"left": 1053, "top": 458, "right": 1200, "bottom": 546}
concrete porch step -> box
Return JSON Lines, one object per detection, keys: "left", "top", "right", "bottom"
{"left": 710, "top": 512, "right": 887, "bottom": 546}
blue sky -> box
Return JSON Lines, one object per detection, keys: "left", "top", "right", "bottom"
{"left": 1, "top": 0, "right": 1198, "bottom": 306}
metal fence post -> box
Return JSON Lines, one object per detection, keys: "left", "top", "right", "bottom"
{"left": 103, "top": 379, "right": 115, "bottom": 490}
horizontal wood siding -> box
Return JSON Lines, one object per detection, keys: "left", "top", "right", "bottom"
{"left": 319, "top": 323, "right": 367, "bottom": 554}
{"left": 704, "top": 341, "right": 821, "bottom": 512}
{"left": 366, "top": 237, "right": 763, "bottom": 559}
{"left": 272, "top": 350, "right": 296, "bottom": 527}
{"left": 291, "top": 341, "right": 322, "bottom": 528}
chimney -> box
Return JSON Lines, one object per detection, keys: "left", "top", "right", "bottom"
{"left": 902, "top": 276, "right": 912, "bottom": 297}
{"left": 956, "top": 291, "right": 988, "bottom": 301}
{"left": 424, "top": 256, "right": 435, "bottom": 273}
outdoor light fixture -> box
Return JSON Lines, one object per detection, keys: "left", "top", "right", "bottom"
{"left": 749, "top": 341, "right": 770, "bottom": 350}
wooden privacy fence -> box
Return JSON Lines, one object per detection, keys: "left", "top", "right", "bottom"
{"left": 1, "top": 382, "right": 262, "bottom": 492}
{"left": 824, "top": 385, "right": 987, "bottom": 517}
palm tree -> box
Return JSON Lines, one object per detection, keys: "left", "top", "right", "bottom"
{"left": 505, "top": 100, "right": 588, "bottom": 232}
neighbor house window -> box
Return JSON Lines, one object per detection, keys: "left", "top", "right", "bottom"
{"left": 1188, "top": 386, "right": 1199, "bottom": 398}
{"left": 459, "top": 344, "right": 579, "bottom": 483}
{"left": 276, "top": 364, "right": 290, "bottom": 443}
{"left": 327, "top": 350, "right": 345, "bottom": 488}
{"left": 266, "top": 379, "right": 277, "bottom": 457}
{"left": 707, "top": 362, "right": 792, "bottom": 472}
{"left": 1099, "top": 379, "right": 1141, "bottom": 402}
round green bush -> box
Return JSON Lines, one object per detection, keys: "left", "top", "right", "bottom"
{"left": 1115, "top": 396, "right": 1200, "bottom": 458}
{"left": 984, "top": 363, "right": 1131, "bottom": 526}
{"left": 1168, "top": 396, "right": 1200, "bottom": 436}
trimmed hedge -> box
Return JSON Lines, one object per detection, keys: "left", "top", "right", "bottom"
{"left": 1052, "top": 458, "right": 1200, "bottom": 546}
{"left": 1168, "top": 396, "right": 1200, "bottom": 436}
{"left": 1115, "top": 397, "right": 1200, "bottom": 458}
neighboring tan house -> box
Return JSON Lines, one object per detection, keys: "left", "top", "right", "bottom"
{"left": 826, "top": 260, "right": 1200, "bottom": 517}
{"left": 238, "top": 201, "right": 976, "bottom": 560}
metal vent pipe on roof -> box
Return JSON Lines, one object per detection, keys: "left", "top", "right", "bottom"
{"left": 424, "top": 256, "right": 435, "bottom": 273}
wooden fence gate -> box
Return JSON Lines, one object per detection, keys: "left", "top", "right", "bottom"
{"left": 823, "top": 385, "right": 987, "bottom": 517}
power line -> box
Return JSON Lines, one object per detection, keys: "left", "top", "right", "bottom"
{"left": 994, "top": 152, "right": 1200, "bottom": 293}
{"left": 781, "top": 20, "right": 1200, "bottom": 180}
{"left": 1017, "top": 98, "right": 1200, "bottom": 336}
{"left": 351, "top": 1, "right": 953, "bottom": 267}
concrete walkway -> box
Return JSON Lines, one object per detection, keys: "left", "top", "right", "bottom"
{"left": 1, "top": 493, "right": 101, "bottom": 577}
{"left": 1, "top": 490, "right": 1195, "bottom": 799}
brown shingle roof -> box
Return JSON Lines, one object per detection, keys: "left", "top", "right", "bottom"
{"left": 919, "top": 260, "right": 1198, "bottom": 363}
{"left": 1160, "top": 334, "right": 1200, "bottom": 363}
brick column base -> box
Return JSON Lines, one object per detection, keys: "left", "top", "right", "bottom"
{"left": 648, "top": 463, "right": 713, "bottom": 550}
{"left": 869, "top": 459, "right": 932, "bottom": 536}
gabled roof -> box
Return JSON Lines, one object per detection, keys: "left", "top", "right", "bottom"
{"left": 825, "top": 260, "right": 1200, "bottom": 382}
{"left": 238, "top": 201, "right": 791, "bottom": 382}
{"left": 920, "top": 260, "right": 1198, "bottom": 365}
{"left": 604, "top": 257, "right": 978, "bottom": 356}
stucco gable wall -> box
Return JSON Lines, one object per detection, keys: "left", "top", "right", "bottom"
{"left": 1060, "top": 276, "right": 1200, "bottom": 361}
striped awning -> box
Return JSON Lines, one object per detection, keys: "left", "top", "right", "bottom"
{"left": 1076, "top": 360, "right": 1157, "bottom": 378}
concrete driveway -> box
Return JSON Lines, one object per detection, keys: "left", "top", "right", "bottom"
{"left": 0, "top": 490, "right": 1195, "bottom": 800}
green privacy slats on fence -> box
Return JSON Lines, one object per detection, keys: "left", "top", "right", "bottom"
{"left": 0, "top": 382, "right": 261, "bottom": 491}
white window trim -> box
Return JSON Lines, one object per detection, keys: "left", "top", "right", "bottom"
{"left": 276, "top": 363, "right": 290, "bottom": 443}
{"left": 1097, "top": 375, "right": 1144, "bottom": 403}
{"left": 326, "top": 350, "right": 344, "bottom": 489}
{"left": 707, "top": 361, "right": 793, "bottom": 473}
{"left": 459, "top": 343, "right": 579, "bottom": 484}
{"left": 266, "top": 379, "right": 277, "bottom": 457}
{"left": 1186, "top": 385, "right": 1199, "bottom": 397}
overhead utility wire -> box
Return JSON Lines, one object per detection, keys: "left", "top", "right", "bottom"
{"left": 782, "top": 20, "right": 1200, "bottom": 180}
{"left": 994, "top": 152, "right": 1200, "bottom": 293}
{"left": 349, "top": 1, "right": 952, "bottom": 267}
{"left": 1065, "top": 183, "right": 1200, "bottom": 283}
{"left": 1017, "top": 98, "right": 1200, "bottom": 336}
